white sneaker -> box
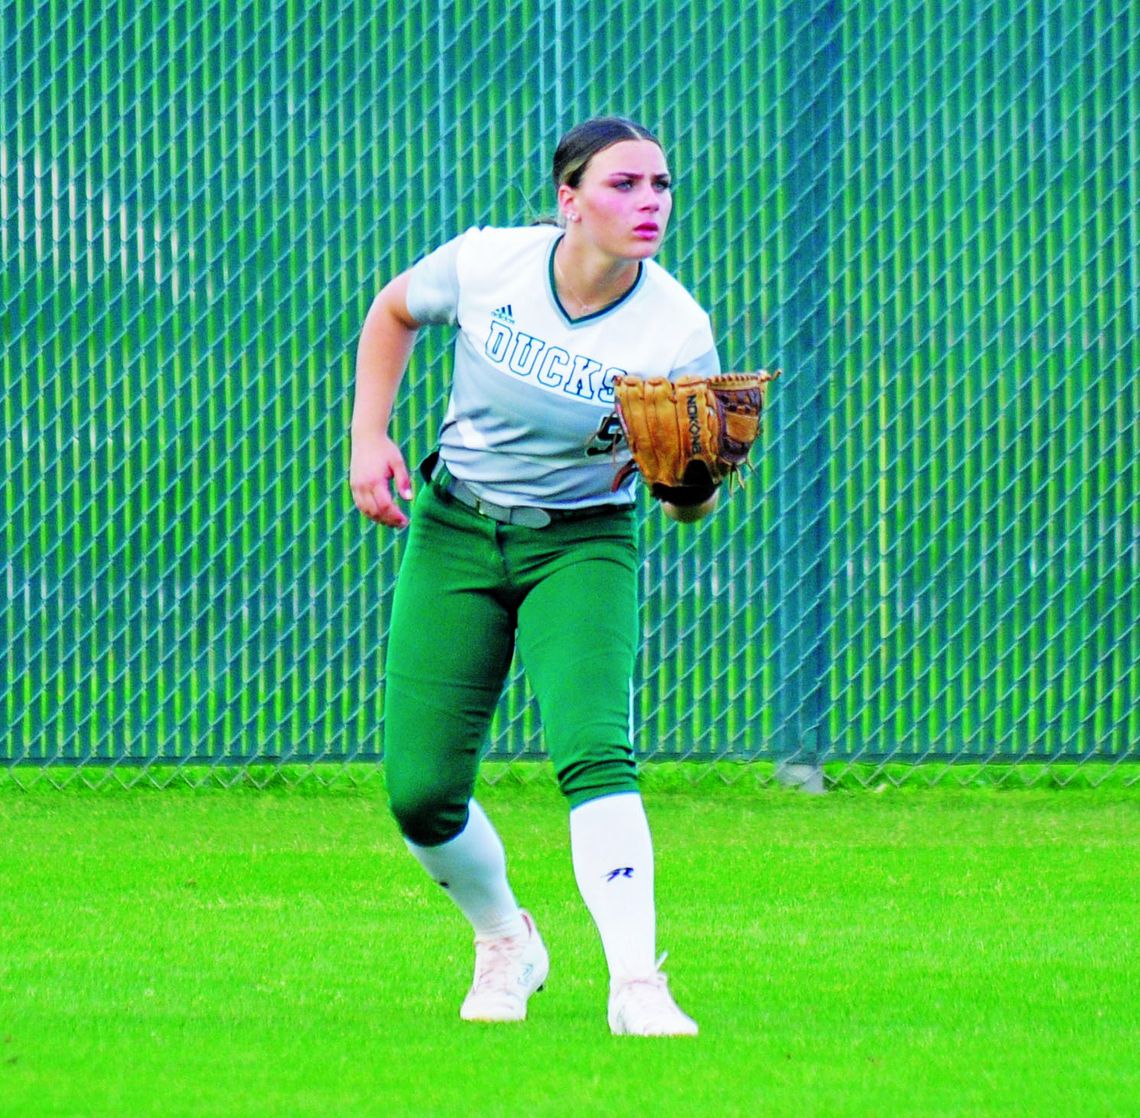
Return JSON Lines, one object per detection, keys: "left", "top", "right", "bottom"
{"left": 608, "top": 957, "right": 699, "bottom": 1036}
{"left": 459, "top": 910, "right": 549, "bottom": 1022}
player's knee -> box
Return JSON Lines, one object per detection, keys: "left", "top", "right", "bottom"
{"left": 387, "top": 784, "right": 467, "bottom": 846}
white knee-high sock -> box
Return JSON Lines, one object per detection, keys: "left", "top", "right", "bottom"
{"left": 570, "top": 791, "right": 657, "bottom": 981}
{"left": 404, "top": 799, "right": 526, "bottom": 939}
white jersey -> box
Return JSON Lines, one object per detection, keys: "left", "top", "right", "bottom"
{"left": 405, "top": 224, "right": 720, "bottom": 509}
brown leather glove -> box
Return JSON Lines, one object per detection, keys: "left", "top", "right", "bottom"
{"left": 612, "top": 371, "right": 780, "bottom": 505}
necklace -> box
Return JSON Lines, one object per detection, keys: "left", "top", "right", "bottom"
{"left": 553, "top": 256, "right": 602, "bottom": 316}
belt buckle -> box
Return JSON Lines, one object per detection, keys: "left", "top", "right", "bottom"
{"left": 513, "top": 507, "right": 551, "bottom": 529}
{"left": 469, "top": 490, "right": 550, "bottom": 529}
{"left": 472, "top": 496, "right": 503, "bottom": 524}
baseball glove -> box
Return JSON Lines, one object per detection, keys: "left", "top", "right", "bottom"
{"left": 611, "top": 371, "right": 779, "bottom": 505}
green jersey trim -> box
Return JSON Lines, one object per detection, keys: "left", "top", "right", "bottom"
{"left": 547, "top": 235, "right": 646, "bottom": 326}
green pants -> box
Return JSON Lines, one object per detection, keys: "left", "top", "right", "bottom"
{"left": 383, "top": 479, "right": 641, "bottom": 846}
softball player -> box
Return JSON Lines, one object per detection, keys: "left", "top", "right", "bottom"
{"left": 350, "top": 117, "right": 717, "bottom": 1036}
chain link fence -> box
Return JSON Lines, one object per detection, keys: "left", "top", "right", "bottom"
{"left": 3, "top": 0, "right": 1137, "bottom": 790}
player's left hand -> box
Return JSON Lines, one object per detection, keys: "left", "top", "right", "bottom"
{"left": 611, "top": 371, "right": 779, "bottom": 508}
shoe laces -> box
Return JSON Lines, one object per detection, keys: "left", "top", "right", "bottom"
{"left": 614, "top": 953, "right": 698, "bottom": 1027}
{"left": 615, "top": 954, "right": 672, "bottom": 1003}
{"left": 471, "top": 933, "right": 526, "bottom": 991}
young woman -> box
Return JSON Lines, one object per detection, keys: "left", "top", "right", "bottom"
{"left": 350, "top": 117, "right": 719, "bottom": 1036}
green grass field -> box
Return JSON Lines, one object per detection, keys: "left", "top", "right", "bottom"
{"left": 1, "top": 775, "right": 1138, "bottom": 1118}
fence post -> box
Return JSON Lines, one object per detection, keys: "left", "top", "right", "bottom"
{"left": 771, "top": 1, "right": 841, "bottom": 791}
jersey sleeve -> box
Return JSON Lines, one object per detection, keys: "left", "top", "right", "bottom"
{"left": 670, "top": 314, "right": 721, "bottom": 379}
{"left": 404, "top": 229, "right": 473, "bottom": 325}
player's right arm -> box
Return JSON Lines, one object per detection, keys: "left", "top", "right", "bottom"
{"left": 350, "top": 271, "right": 421, "bottom": 529}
